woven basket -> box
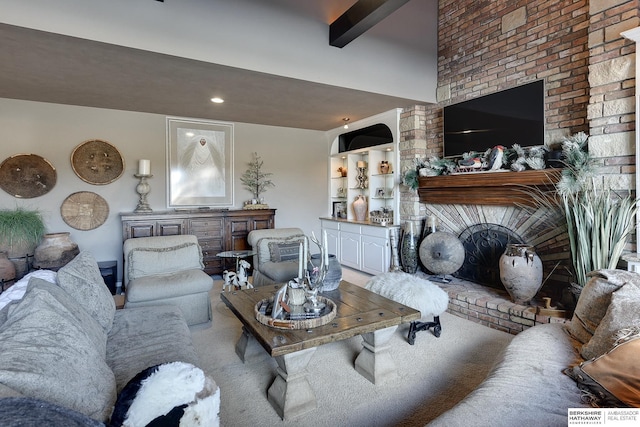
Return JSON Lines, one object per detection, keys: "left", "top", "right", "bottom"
{"left": 255, "top": 296, "right": 336, "bottom": 329}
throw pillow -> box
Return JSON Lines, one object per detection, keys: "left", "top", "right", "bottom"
{"left": 127, "top": 243, "right": 203, "bottom": 281}
{"left": 268, "top": 241, "right": 303, "bottom": 263}
{"left": 564, "top": 269, "right": 638, "bottom": 345}
{"left": 0, "top": 280, "right": 116, "bottom": 421}
{"left": 581, "top": 281, "right": 640, "bottom": 360}
{"left": 26, "top": 277, "right": 108, "bottom": 356}
{"left": 56, "top": 251, "right": 116, "bottom": 332}
{"left": 110, "top": 362, "right": 220, "bottom": 427}
{"left": 564, "top": 331, "right": 640, "bottom": 408}
{"left": 255, "top": 234, "right": 306, "bottom": 269}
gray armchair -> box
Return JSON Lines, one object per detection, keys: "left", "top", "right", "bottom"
{"left": 247, "top": 227, "right": 308, "bottom": 287}
{"left": 123, "top": 235, "right": 213, "bottom": 326}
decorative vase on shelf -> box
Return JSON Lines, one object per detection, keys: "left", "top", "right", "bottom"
{"left": 499, "top": 243, "right": 543, "bottom": 304}
{"left": 353, "top": 195, "right": 367, "bottom": 221}
{"left": 400, "top": 221, "right": 419, "bottom": 274}
{"left": 379, "top": 161, "right": 390, "bottom": 174}
{"left": 33, "top": 232, "right": 80, "bottom": 270}
{"left": 355, "top": 161, "right": 368, "bottom": 189}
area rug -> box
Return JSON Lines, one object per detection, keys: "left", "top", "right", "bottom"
{"left": 191, "top": 285, "right": 513, "bottom": 427}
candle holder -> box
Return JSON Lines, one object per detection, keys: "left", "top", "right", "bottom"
{"left": 134, "top": 174, "right": 153, "bottom": 213}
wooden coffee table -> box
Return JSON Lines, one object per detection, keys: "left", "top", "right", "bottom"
{"left": 220, "top": 280, "right": 420, "bottom": 420}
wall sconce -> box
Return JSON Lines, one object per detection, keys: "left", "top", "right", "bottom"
{"left": 343, "top": 118, "right": 350, "bottom": 129}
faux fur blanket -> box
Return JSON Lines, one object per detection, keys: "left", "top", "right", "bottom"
{"left": 365, "top": 271, "right": 449, "bottom": 318}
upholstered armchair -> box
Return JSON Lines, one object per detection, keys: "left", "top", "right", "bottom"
{"left": 246, "top": 227, "right": 308, "bottom": 287}
{"left": 123, "top": 235, "right": 213, "bottom": 326}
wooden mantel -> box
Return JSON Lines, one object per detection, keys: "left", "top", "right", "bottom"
{"left": 417, "top": 169, "right": 561, "bottom": 206}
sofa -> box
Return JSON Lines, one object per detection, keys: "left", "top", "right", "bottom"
{"left": 247, "top": 227, "right": 308, "bottom": 287}
{"left": 0, "top": 251, "right": 219, "bottom": 425}
{"left": 427, "top": 269, "right": 640, "bottom": 426}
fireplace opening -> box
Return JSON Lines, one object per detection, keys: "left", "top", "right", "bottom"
{"left": 455, "top": 223, "right": 524, "bottom": 290}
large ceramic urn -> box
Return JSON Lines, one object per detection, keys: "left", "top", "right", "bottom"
{"left": 33, "top": 232, "right": 79, "bottom": 270}
{"left": 499, "top": 243, "right": 543, "bottom": 304}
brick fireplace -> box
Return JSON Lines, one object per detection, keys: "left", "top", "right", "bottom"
{"left": 417, "top": 202, "right": 572, "bottom": 335}
{"left": 396, "top": 1, "right": 637, "bottom": 333}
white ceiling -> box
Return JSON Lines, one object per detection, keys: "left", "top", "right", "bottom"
{"left": 0, "top": 0, "right": 438, "bottom": 131}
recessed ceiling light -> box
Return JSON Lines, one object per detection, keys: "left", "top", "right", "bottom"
{"left": 211, "top": 97, "right": 224, "bottom": 104}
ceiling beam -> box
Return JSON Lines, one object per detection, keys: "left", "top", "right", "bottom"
{"left": 329, "top": 0, "right": 410, "bottom": 48}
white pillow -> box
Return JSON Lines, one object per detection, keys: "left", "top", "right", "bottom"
{"left": 0, "top": 270, "right": 57, "bottom": 311}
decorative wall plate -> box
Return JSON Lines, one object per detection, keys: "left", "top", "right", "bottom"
{"left": 60, "top": 191, "right": 109, "bottom": 230}
{"left": 71, "top": 139, "right": 124, "bottom": 185}
{"left": 0, "top": 154, "right": 57, "bottom": 198}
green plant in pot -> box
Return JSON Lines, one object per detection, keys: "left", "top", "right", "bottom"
{"left": 525, "top": 132, "right": 637, "bottom": 297}
{"left": 0, "top": 207, "right": 45, "bottom": 278}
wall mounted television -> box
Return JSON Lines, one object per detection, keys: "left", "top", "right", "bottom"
{"left": 443, "top": 80, "right": 545, "bottom": 158}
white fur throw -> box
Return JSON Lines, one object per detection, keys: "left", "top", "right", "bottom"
{"left": 365, "top": 272, "right": 449, "bottom": 319}
{"left": 110, "top": 362, "right": 220, "bottom": 427}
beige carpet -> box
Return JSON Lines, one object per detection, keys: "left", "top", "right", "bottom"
{"left": 192, "top": 279, "right": 513, "bottom": 427}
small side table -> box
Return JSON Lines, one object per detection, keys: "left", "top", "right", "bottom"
{"left": 216, "top": 250, "right": 257, "bottom": 273}
{"left": 622, "top": 253, "right": 640, "bottom": 272}
{"left": 98, "top": 260, "right": 118, "bottom": 295}
{"left": 113, "top": 294, "right": 125, "bottom": 310}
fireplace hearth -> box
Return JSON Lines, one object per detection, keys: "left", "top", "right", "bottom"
{"left": 420, "top": 203, "right": 571, "bottom": 302}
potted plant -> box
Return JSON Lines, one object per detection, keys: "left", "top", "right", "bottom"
{"left": 526, "top": 132, "right": 637, "bottom": 296}
{"left": 240, "top": 152, "right": 274, "bottom": 207}
{"left": 0, "top": 207, "right": 45, "bottom": 278}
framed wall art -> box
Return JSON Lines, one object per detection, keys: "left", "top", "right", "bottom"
{"left": 166, "top": 117, "right": 234, "bottom": 207}
{"left": 332, "top": 201, "right": 347, "bottom": 219}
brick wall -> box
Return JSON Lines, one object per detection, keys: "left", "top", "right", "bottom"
{"left": 398, "top": 0, "right": 639, "bottom": 329}
{"left": 400, "top": 0, "right": 638, "bottom": 200}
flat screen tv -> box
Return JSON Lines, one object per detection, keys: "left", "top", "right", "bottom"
{"left": 443, "top": 80, "right": 544, "bottom": 158}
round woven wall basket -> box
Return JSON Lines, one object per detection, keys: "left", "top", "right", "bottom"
{"left": 71, "top": 139, "right": 124, "bottom": 185}
{"left": 0, "top": 154, "right": 57, "bottom": 198}
{"left": 61, "top": 191, "right": 109, "bottom": 230}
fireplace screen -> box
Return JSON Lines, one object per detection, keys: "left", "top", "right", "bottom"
{"left": 455, "top": 223, "right": 523, "bottom": 289}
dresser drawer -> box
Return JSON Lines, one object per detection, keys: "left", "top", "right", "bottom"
{"left": 190, "top": 218, "right": 223, "bottom": 238}
{"left": 199, "top": 238, "right": 223, "bottom": 257}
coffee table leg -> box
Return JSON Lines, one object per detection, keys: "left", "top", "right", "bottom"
{"left": 235, "top": 326, "right": 265, "bottom": 363}
{"left": 267, "top": 347, "right": 317, "bottom": 420}
{"left": 355, "top": 326, "right": 399, "bottom": 384}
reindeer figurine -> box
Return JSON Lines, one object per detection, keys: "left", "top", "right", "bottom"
{"left": 236, "top": 259, "right": 254, "bottom": 289}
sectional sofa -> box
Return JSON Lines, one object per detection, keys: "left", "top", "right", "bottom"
{"left": 0, "top": 251, "right": 219, "bottom": 425}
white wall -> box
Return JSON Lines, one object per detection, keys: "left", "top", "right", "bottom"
{"left": 0, "top": 98, "right": 327, "bottom": 281}
{"left": 0, "top": 0, "right": 438, "bottom": 102}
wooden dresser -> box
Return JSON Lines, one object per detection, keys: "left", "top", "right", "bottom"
{"left": 121, "top": 209, "right": 275, "bottom": 275}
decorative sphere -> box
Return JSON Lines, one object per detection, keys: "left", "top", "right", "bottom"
{"left": 419, "top": 231, "right": 465, "bottom": 275}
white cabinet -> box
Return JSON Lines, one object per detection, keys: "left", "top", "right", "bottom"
{"left": 339, "top": 230, "right": 361, "bottom": 270}
{"left": 321, "top": 219, "right": 397, "bottom": 275}
{"left": 361, "top": 234, "right": 389, "bottom": 275}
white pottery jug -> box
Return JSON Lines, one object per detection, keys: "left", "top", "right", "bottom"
{"left": 499, "top": 243, "right": 543, "bottom": 304}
